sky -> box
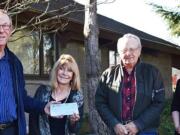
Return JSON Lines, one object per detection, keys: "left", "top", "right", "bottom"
{"left": 75, "top": 0, "right": 180, "bottom": 45}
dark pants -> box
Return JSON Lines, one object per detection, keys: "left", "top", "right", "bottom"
{"left": 138, "top": 131, "right": 158, "bottom": 135}
{"left": 175, "top": 131, "right": 180, "bottom": 135}
{"left": 0, "top": 126, "right": 17, "bottom": 135}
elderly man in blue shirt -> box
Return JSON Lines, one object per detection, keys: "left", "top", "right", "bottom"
{"left": 0, "top": 9, "right": 50, "bottom": 135}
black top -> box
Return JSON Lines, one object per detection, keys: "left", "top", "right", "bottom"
{"left": 29, "top": 85, "right": 84, "bottom": 135}
{"left": 171, "top": 79, "right": 180, "bottom": 112}
{"left": 48, "top": 96, "right": 67, "bottom": 135}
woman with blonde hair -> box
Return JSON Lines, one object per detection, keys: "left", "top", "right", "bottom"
{"left": 29, "top": 54, "right": 84, "bottom": 135}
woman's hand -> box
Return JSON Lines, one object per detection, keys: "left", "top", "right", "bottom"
{"left": 176, "top": 126, "right": 180, "bottom": 134}
{"left": 44, "top": 101, "right": 57, "bottom": 116}
{"left": 69, "top": 113, "right": 80, "bottom": 124}
{"left": 45, "top": 101, "right": 65, "bottom": 118}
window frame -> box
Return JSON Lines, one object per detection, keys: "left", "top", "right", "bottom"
{"left": 25, "top": 32, "right": 59, "bottom": 80}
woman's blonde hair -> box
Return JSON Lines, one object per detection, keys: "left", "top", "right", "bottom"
{"left": 50, "top": 54, "right": 81, "bottom": 91}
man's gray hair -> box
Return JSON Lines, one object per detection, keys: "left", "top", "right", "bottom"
{"left": 117, "top": 33, "right": 142, "bottom": 53}
{"left": 0, "top": 9, "right": 12, "bottom": 26}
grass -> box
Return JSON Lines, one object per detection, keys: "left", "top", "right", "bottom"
{"left": 159, "top": 99, "right": 174, "bottom": 135}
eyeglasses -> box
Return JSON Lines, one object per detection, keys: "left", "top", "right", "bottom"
{"left": 0, "top": 24, "right": 11, "bottom": 30}
{"left": 119, "top": 47, "right": 140, "bottom": 54}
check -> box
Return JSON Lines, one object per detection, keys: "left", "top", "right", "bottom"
{"left": 50, "top": 102, "right": 79, "bottom": 116}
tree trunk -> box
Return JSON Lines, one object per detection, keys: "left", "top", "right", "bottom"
{"left": 83, "top": 0, "right": 111, "bottom": 134}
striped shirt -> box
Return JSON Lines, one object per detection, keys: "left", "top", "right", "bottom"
{"left": 0, "top": 50, "right": 17, "bottom": 123}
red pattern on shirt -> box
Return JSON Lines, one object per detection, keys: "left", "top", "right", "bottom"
{"left": 121, "top": 68, "right": 136, "bottom": 123}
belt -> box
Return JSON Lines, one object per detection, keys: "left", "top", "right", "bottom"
{"left": 122, "top": 120, "right": 132, "bottom": 125}
{"left": 0, "top": 122, "right": 15, "bottom": 130}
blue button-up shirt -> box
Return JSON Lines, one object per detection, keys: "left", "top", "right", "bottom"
{"left": 0, "top": 50, "right": 17, "bottom": 123}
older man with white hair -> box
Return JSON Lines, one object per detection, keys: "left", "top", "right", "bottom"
{"left": 0, "top": 9, "right": 50, "bottom": 135}
{"left": 95, "top": 33, "right": 165, "bottom": 135}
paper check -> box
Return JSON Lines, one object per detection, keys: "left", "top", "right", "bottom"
{"left": 50, "top": 102, "right": 79, "bottom": 116}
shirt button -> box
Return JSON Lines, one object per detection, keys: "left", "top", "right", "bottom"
{"left": 127, "top": 97, "right": 131, "bottom": 101}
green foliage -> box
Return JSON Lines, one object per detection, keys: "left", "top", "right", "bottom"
{"left": 159, "top": 99, "right": 174, "bottom": 135}
{"left": 150, "top": 3, "right": 180, "bottom": 37}
{"left": 79, "top": 113, "right": 92, "bottom": 135}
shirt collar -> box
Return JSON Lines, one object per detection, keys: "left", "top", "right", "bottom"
{"left": 0, "top": 48, "right": 9, "bottom": 60}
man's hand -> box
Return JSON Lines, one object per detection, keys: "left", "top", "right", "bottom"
{"left": 175, "top": 126, "right": 180, "bottom": 134}
{"left": 125, "top": 122, "right": 138, "bottom": 135}
{"left": 114, "top": 123, "right": 128, "bottom": 135}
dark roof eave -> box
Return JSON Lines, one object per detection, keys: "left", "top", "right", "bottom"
{"left": 30, "top": 1, "right": 180, "bottom": 52}
{"left": 66, "top": 11, "right": 179, "bottom": 46}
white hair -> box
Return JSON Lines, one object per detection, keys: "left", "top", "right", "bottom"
{"left": 117, "top": 33, "right": 142, "bottom": 53}
{"left": 0, "top": 9, "right": 12, "bottom": 26}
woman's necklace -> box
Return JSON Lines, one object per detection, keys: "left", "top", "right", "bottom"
{"left": 53, "top": 87, "right": 71, "bottom": 103}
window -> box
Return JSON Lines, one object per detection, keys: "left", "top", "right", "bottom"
{"left": 8, "top": 30, "right": 56, "bottom": 78}
{"left": 109, "top": 50, "right": 118, "bottom": 67}
{"left": 43, "top": 34, "right": 55, "bottom": 74}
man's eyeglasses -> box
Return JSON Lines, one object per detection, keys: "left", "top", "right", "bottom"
{"left": 119, "top": 47, "right": 140, "bottom": 54}
{"left": 0, "top": 24, "right": 11, "bottom": 30}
